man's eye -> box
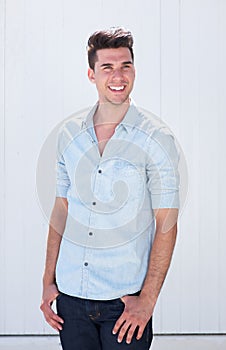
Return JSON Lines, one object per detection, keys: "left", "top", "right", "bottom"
{"left": 103, "top": 66, "right": 112, "bottom": 71}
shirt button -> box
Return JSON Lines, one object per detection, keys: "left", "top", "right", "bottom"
{"left": 92, "top": 201, "right": 96, "bottom": 205}
{"left": 89, "top": 232, "right": 93, "bottom": 236}
{"left": 84, "top": 262, "right": 88, "bottom": 266}
{"left": 98, "top": 169, "right": 102, "bottom": 173}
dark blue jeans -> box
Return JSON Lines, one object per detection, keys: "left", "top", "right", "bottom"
{"left": 56, "top": 292, "right": 153, "bottom": 350}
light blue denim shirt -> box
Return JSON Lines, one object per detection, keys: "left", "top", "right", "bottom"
{"left": 55, "top": 102, "right": 180, "bottom": 300}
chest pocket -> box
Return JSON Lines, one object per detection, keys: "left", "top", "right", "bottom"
{"left": 113, "top": 162, "right": 146, "bottom": 200}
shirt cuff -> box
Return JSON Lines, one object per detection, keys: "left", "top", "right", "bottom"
{"left": 151, "top": 191, "right": 179, "bottom": 209}
{"left": 56, "top": 185, "right": 68, "bottom": 198}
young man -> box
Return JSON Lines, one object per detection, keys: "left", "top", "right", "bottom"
{"left": 40, "top": 27, "right": 180, "bottom": 350}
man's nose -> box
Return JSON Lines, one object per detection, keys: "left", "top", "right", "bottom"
{"left": 112, "top": 68, "right": 124, "bottom": 79}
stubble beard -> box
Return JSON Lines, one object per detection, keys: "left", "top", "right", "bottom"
{"left": 104, "top": 91, "right": 131, "bottom": 107}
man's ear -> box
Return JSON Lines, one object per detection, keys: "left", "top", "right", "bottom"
{"left": 88, "top": 68, "right": 95, "bottom": 83}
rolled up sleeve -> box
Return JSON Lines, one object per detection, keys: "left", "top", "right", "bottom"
{"left": 56, "top": 128, "right": 71, "bottom": 198}
{"left": 146, "top": 129, "right": 180, "bottom": 209}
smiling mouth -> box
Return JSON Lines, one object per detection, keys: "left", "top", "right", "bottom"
{"left": 108, "top": 85, "right": 126, "bottom": 92}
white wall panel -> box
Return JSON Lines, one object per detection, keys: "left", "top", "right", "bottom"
{"left": 178, "top": 0, "right": 201, "bottom": 333}
{"left": 154, "top": 0, "right": 182, "bottom": 334}
{"left": 0, "top": 0, "right": 6, "bottom": 335}
{"left": 197, "top": 0, "right": 219, "bottom": 333}
{"left": 175, "top": 0, "right": 226, "bottom": 334}
{"left": 218, "top": 0, "right": 226, "bottom": 333}
{"left": 4, "top": 0, "right": 27, "bottom": 334}
{"left": 0, "top": 0, "right": 226, "bottom": 335}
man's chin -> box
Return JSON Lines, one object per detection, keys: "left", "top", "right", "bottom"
{"left": 107, "top": 97, "right": 130, "bottom": 106}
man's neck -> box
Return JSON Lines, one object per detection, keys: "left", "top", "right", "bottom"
{"left": 94, "top": 100, "right": 130, "bottom": 127}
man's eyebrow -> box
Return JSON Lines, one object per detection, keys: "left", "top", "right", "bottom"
{"left": 122, "top": 61, "right": 133, "bottom": 65}
{"left": 100, "top": 63, "right": 113, "bottom": 67}
{"left": 100, "top": 61, "right": 133, "bottom": 67}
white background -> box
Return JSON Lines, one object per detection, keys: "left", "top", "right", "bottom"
{"left": 0, "top": 0, "right": 226, "bottom": 335}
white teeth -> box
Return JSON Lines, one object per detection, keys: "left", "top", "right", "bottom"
{"left": 109, "top": 86, "right": 124, "bottom": 91}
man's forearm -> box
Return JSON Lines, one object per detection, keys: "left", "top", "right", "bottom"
{"left": 40, "top": 197, "right": 68, "bottom": 331}
{"left": 140, "top": 224, "right": 177, "bottom": 308}
{"left": 43, "top": 197, "right": 68, "bottom": 287}
{"left": 112, "top": 217, "right": 177, "bottom": 345}
{"left": 43, "top": 226, "right": 63, "bottom": 286}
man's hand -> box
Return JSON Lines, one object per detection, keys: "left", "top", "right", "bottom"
{"left": 40, "top": 283, "right": 64, "bottom": 331}
{"left": 112, "top": 294, "right": 153, "bottom": 344}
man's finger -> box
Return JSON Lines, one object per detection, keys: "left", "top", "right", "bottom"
{"left": 126, "top": 324, "right": 138, "bottom": 344}
{"left": 46, "top": 308, "right": 64, "bottom": 323}
{"left": 117, "top": 321, "right": 132, "bottom": 343}
{"left": 41, "top": 301, "right": 64, "bottom": 329}
{"left": 112, "top": 314, "right": 126, "bottom": 335}
{"left": 136, "top": 324, "right": 145, "bottom": 340}
{"left": 45, "top": 310, "right": 64, "bottom": 331}
{"left": 51, "top": 311, "right": 64, "bottom": 323}
{"left": 48, "top": 318, "right": 63, "bottom": 331}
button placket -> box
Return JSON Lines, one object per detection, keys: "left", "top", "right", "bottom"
{"left": 87, "top": 161, "right": 103, "bottom": 244}
{"left": 93, "top": 160, "right": 105, "bottom": 202}
{"left": 90, "top": 161, "right": 104, "bottom": 214}
{"left": 81, "top": 251, "right": 89, "bottom": 297}
{"left": 81, "top": 142, "right": 100, "bottom": 296}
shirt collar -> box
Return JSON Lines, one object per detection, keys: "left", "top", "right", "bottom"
{"left": 81, "top": 103, "right": 98, "bottom": 130}
{"left": 119, "top": 100, "right": 140, "bottom": 132}
{"left": 81, "top": 100, "right": 140, "bottom": 133}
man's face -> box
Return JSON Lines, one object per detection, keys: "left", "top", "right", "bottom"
{"left": 88, "top": 47, "right": 135, "bottom": 105}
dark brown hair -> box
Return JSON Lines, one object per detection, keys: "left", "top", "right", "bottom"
{"left": 87, "top": 27, "right": 134, "bottom": 70}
